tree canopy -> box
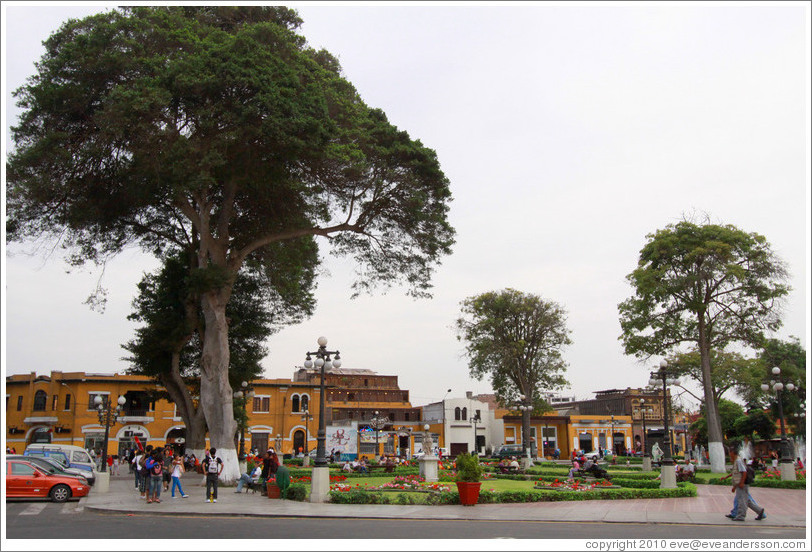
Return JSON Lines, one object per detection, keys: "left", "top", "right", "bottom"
{"left": 7, "top": 6, "right": 455, "bottom": 480}
{"left": 618, "top": 219, "right": 788, "bottom": 472}
{"left": 455, "top": 289, "right": 571, "bottom": 405}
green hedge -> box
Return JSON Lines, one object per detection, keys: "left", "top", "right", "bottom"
{"left": 706, "top": 477, "right": 806, "bottom": 489}
{"left": 610, "top": 478, "right": 661, "bottom": 488}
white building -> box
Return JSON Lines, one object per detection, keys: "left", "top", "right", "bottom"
{"left": 422, "top": 391, "right": 499, "bottom": 456}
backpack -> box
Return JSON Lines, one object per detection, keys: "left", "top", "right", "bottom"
{"left": 151, "top": 460, "right": 162, "bottom": 476}
{"left": 207, "top": 457, "right": 220, "bottom": 474}
{"left": 745, "top": 465, "right": 755, "bottom": 485}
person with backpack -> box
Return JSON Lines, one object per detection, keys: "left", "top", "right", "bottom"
{"left": 203, "top": 447, "right": 224, "bottom": 503}
{"left": 726, "top": 447, "right": 765, "bottom": 522}
{"left": 144, "top": 447, "right": 164, "bottom": 503}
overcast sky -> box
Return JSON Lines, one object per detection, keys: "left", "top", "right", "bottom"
{"left": 3, "top": 2, "right": 810, "bottom": 412}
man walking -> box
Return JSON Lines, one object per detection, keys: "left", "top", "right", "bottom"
{"left": 203, "top": 447, "right": 224, "bottom": 503}
{"left": 728, "top": 446, "right": 765, "bottom": 522}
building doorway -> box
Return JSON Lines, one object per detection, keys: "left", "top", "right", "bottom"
{"left": 292, "top": 430, "right": 305, "bottom": 456}
{"left": 449, "top": 443, "right": 468, "bottom": 457}
{"left": 578, "top": 432, "right": 592, "bottom": 453}
{"left": 29, "top": 427, "right": 52, "bottom": 445}
{"left": 251, "top": 432, "right": 268, "bottom": 455}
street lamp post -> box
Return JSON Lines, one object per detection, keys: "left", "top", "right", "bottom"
{"left": 469, "top": 412, "right": 481, "bottom": 455}
{"left": 233, "top": 381, "right": 255, "bottom": 461}
{"left": 441, "top": 389, "right": 451, "bottom": 449}
{"left": 640, "top": 398, "right": 651, "bottom": 471}
{"left": 301, "top": 409, "right": 314, "bottom": 455}
{"left": 370, "top": 411, "right": 390, "bottom": 458}
{"left": 607, "top": 405, "right": 616, "bottom": 462}
{"left": 303, "top": 337, "right": 342, "bottom": 503}
{"left": 94, "top": 394, "right": 126, "bottom": 473}
{"left": 649, "top": 359, "right": 678, "bottom": 489}
{"left": 761, "top": 366, "right": 797, "bottom": 481}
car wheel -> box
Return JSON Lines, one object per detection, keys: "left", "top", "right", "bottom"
{"left": 50, "top": 484, "right": 71, "bottom": 503}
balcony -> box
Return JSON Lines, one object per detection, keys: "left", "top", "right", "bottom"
{"left": 119, "top": 408, "right": 153, "bottom": 424}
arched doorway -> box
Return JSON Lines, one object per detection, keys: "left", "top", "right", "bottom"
{"left": 292, "top": 430, "right": 305, "bottom": 456}
{"left": 28, "top": 426, "right": 52, "bottom": 445}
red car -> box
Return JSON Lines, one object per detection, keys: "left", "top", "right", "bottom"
{"left": 6, "top": 458, "right": 89, "bottom": 502}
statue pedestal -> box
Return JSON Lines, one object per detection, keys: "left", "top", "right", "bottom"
{"left": 642, "top": 457, "right": 652, "bottom": 472}
{"left": 309, "top": 466, "right": 330, "bottom": 503}
{"left": 779, "top": 461, "right": 797, "bottom": 481}
{"left": 520, "top": 456, "right": 534, "bottom": 469}
{"left": 659, "top": 464, "right": 677, "bottom": 489}
{"left": 302, "top": 456, "right": 310, "bottom": 467}
{"left": 419, "top": 456, "right": 439, "bottom": 482}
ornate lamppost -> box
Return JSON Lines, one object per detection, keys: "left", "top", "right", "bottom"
{"left": 301, "top": 409, "right": 314, "bottom": 456}
{"left": 303, "top": 336, "right": 341, "bottom": 502}
{"left": 94, "top": 394, "right": 126, "bottom": 473}
{"left": 441, "top": 388, "right": 452, "bottom": 449}
{"left": 639, "top": 398, "right": 652, "bottom": 471}
{"left": 607, "top": 405, "right": 616, "bottom": 462}
{"left": 469, "top": 412, "right": 482, "bottom": 455}
{"left": 370, "top": 411, "right": 390, "bottom": 458}
{"left": 761, "top": 366, "right": 797, "bottom": 481}
{"left": 649, "top": 359, "right": 679, "bottom": 489}
{"left": 233, "top": 381, "right": 255, "bottom": 461}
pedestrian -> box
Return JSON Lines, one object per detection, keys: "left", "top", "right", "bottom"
{"left": 162, "top": 448, "right": 173, "bottom": 491}
{"left": 770, "top": 450, "right": 779, "bottom": 470}
{"left": 132, "top": 448, "right": 145, "bottom": 496}
{"left": 144, "top": 447, "right": 164, "bottom": 503}
{"left": 107, "top": 454, "right": 114, "bottom": 473}
{"left": 234, "top": 465, "right": 261, "bottom": 493}
{"left": 727, "top": 446, "right": 765, "bottom": 522}
{"left": 203, "top": 447, "right": 224, "bottom": 503}
{"left": 170, "top": 454, "right": 189, "bottom": 498}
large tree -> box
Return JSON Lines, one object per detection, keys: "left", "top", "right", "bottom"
{"left": 123, "top": 249, "right": 314, "bottom": 459}
{"left": 667, "top": 348, "right": 761, "bottom": 406}
{"left": 7, "top": 6, "right": 454, "bottom": 480}
{"left": 618, "top": 220, "right": 789, "bottom": 472}
{"left": 455, "top": 289, "right": 571, "bottom": 457}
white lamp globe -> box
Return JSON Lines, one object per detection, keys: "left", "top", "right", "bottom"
{"left": 304, "top": 359, "right": 313, "bottom": 369}
{"left": 761, "top": 384, "right": 770, "bottom": 392}
{"left": 424, "top": 424, "right": 430, "bottom": 431}
{"left": 117, "top": 395, "right": 126, "bottom": 406}
{"left": 317, "top": 336, "right": 328, "bottom": 347}
{"left": 324, "top": 360, "right": 333, "bottom": 370}
{"left": 786, "top": 383, "right": 795, "bottom": 392}
{"left": 774, "top": 382, "right": 784, "bottom": 392}
{"left": 314, "top": 357, "right": 325, "bottom": 368}
{"left": 332, "top": 357, "right": 342, "bottom": 369}
{"left": 772, "top": 366, "right": 781, "bottom": 376}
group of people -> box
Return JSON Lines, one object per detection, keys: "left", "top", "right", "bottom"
{"left": 130, "top": 444, "right": 200, "bottom": 503}
{"left": 497, "top": 456, "right": 522, "bottom": 473}
{"left": 234, "top": 448, "right": 281, "bottom": 494}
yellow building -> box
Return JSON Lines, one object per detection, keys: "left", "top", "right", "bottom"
{"left": 5, "top": 371, "right": 322, "bottom": 457}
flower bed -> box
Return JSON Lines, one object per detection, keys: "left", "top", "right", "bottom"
{"left": 533, "top": 478, "right": 618, "bottom": 491}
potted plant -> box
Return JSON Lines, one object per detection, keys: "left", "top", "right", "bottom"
{"left": 454, "top": 452, "right": 484, "bottom": 506}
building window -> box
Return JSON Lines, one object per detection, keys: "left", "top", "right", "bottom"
{"left": 253, "top": 396, "right": 270, "bottom": 413}
{"left": 52, "top": 395, "right": 58, "bottom": 411}
{"left": 301, "top": 394, "right": 309, "bottom": 412}
{"left": 291, "top": 394, "right": 300, "bottom": 413}
{"left": 347, "top": 393, "right": 354, "bottom": 401}
{"left": 461, "top": 407, "right": 467, "bottom": 420}
{"left": 454, "top": 407, "right": 461, "bottom": 421}
{"left": 404, "top": 412, "right": 410, "bottom": 421}
{"left": 17, "top": 396, "right": 23, "bottom": 411}
{"left": 475, "top": 409, "right": 481, "bottom": 420}
{"left": 33, "top": 390, "right": 47, "bottom": 411}
{"left": 87, "top": 392, "right": 109, "bottom": 410}
{"left": 65, "top": 394, "right": 71, "bottom": 411}
{"left": 364, "top": 379, "right": 368, "bottom": 387}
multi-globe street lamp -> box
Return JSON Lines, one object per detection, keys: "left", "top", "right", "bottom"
{"left": 469, "top": 411, "right": 482, "bottom": 455}
{"left": 649, "top": 359, "right": 679, "bottom": 489}
{"left": 303, "top": 336, "right": 342, "bottom": 468}
{"left": 761, "top": 366, "right": 797, "bottom": 481}
{"left": 94, "top": 394, "right": 126, "bottom": 473}
{"left": 370, "top": 410, "right": 390, "bottom": 457}
{"left": 233, "top": 381, "right": 255, "bottom": 461}
{"left": 301, "top": 409, "right": 314, "bottom": 456}
{"left": 639, "top": 397, "right": 653, "bottom": 471}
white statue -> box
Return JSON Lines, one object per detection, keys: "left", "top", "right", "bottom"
{"left": 422, "top": 431, "right": 434, "bottom": 456}
{"left": 651, "top": 442, "right": 663, "bottom": 463}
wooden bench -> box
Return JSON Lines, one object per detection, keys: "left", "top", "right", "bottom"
{"left": 366, "top": 463, "right": 396, "bottom": 473}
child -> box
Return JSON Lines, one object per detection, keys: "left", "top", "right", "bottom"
{"left": 170, "top": 454, "right": 189, "bottom": 498}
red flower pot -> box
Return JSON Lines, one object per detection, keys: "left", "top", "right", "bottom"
{"left": 455, "top": 481, "right": 482, "bottom": 506}
{"left": 266, "top": 482, "right": 281, "bottom": 499}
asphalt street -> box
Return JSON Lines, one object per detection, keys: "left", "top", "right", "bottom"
{"left": 4, "top": 501, "right": 806, "bottom": 540}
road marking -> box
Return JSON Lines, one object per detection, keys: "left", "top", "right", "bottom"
{"left": 19, "top": 503, "right": 48, "bottom": 516}
{"left": 60, "top": 502, "right": 83, "bottom": 514}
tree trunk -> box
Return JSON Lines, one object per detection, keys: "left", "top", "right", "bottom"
{"left": 698, "top": 322, "right": 725, "bottom": 473}
{"left": 199, "top": 287, "right": 240, "bottom": 483}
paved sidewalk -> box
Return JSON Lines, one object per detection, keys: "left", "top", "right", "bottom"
{"left": 84, "top": 475, "right": 807, "bottom": 528}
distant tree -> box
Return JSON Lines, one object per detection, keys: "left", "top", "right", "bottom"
{"left": 667, "top": 349, "right": 761, "bottom": 405}
{"left": 732, "top": 410, "right": 775, "bottom": 442}
{"left": 690, "top": 398, "right": 745, "bottom": 447}
{"left": 8, "top": 6, "right": 454, "bottom": 480}
{"left": 455, "top": 289, "right": 571, "bottom": 457}
{"left": 618, "top": 220, "right": 788, "bottom": 472}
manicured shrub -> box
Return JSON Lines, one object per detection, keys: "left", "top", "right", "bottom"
{"left": 282, "top": 483, "right": 308, "bottom": 501}
{"left": 705, "top": 477, "right": 806, "bottom": 490}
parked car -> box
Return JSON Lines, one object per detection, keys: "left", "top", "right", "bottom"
{"left": 6, "top": 455, "right": 89, "bottom": 485}
{"left": 493, "top": 444, "right": 536, "bottom": 459}
{"left": 23, "top": 444, "right": 96, "bottom": 485}
{"left": 413, "top": 448, "right": 449, "bottom": 460}
{"left": 6, "top": 458, "right": 90, "bottom": 502}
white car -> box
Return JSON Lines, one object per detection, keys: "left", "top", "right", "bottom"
{"left": 413, "top": 448, "right": 449, "bottom": 459}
